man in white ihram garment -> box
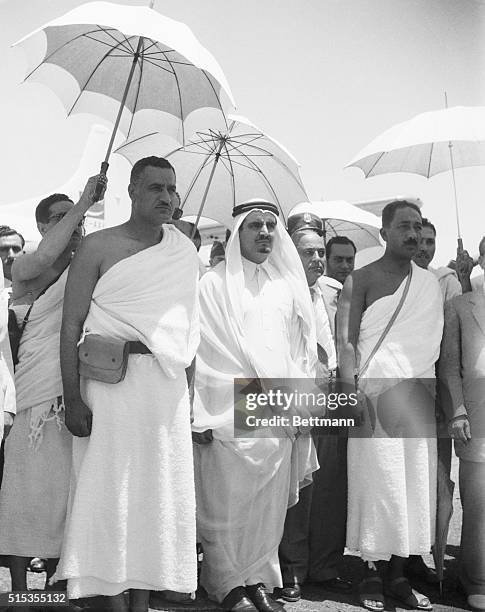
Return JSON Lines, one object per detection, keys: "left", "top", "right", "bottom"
{"left": 192, "top": 199, "right": 319, "bottom": 612}
{"left": 338, "top": 200, "right": 443, "bottom": 612}
{"left": 55, "top": 157, "right": 199, "bottom": 612}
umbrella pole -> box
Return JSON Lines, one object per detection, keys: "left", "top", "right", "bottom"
{"left": 448, "top": 142, "right": 463, "bottom": 251}
{"left": 444, "top": 92, "right": 463, "bottom": 251}
{"left": 191, "top": 138, "right": 225, "bottom": 238}
{"left": 94, "top": 37, "right": 144, "bottom": 200}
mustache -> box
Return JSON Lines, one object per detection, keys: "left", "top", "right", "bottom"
{"left": 404, "top": 239, "right": 418, "bottom": 246}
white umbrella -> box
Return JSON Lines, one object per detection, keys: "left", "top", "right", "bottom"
{"left": 115, "top": 114, "right": 308, "bottom": 229}
{"left": 346, "top": 105, "right": 485, "bottom": 245}
{"left": 289, "top": 200, "right": 382, "bottom": 252}
{"left": 14, "top": 1, "right": 235, "bottom": 192}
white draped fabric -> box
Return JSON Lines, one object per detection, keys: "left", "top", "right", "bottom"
{"left": 193, "top": 209, "right": 318, "bottom": 602}
{"left": 347, "top": 263, "right": 443, "bottom": 561}
{"left": 56, "top": 226, "right": 200, "bottom": 598}
{"left": 0, "top": 270, "right": 71, "bottom": 557}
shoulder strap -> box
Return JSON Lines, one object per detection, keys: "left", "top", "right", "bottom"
{"left": 357, "top": 265, "right": 413, "bottom": 380}
{"left": 20, "top": 271, "right": 64, "bottom": 331}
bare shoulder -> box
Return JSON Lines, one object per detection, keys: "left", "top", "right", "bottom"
{"left": 346, "top": 265, "right": 375, "bottom": 292}
{"left": 80, "top": 226, "right": 125, "bottom": 248}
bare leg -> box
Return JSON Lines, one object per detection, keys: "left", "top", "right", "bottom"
{"left": 129, "top": 589, "right": 150, "bottom": 612}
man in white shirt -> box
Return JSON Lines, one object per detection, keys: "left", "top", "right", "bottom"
{"left": 277, "top": 214, "right": 350, "bottom": 601}
{"left": 320, "top": 236, "right": 356, "bottom": 337}
{"left": 193, "top": 200, "right": 318, "bottom": 612}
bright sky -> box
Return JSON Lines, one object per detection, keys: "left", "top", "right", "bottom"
{"left": 1, "top": 0, "right": 485, "bottom": 265}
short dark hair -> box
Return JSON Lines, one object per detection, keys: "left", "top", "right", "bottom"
{"left": 382, "top": 200, "right": 422, "bottom": 228}
{"left": 326, "top": 236, "right": 356, "bottom": 259}
{"left": 0, "top": 225, "right": 25, "bottom": 248}
{"left": 35, "top": 193, "right": 73, "bottom": 224}
{"left": 130, "top": 156, "right": 175, "bottom": 186}
{"left": 421, "top": 217, "right": 436, "bottom": 236}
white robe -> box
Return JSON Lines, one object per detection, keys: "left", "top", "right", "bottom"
{"left": 347, "top": 263, "right": 443, "bottom": 561}
{"left": 56, "top": 226, "right": 200, "bottom": 598}
{"left": 193, "top": 212, "right": 319, "bottom": 603}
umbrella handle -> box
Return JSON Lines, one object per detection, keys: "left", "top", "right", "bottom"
{"left": 94, "top": 161, "right": 109, "bottom": 202}
{"left": 457, "top": 237, "right": 463, "bottom": 254}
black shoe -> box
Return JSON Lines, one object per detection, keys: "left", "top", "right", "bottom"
{"left": 246, "top": 584, "right": 285, "bottom": 612}
{"left": 222, "top": 587, "right": 259, "bottom": 612}
{"left": 274, "top": 582, "right": 301, "bottom": 602}
{"left": 312, "top": 576, "right": 353, "bottom": 593}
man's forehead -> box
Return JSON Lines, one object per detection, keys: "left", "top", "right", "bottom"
{"left": 245, "top": 210, "right": 277, "bottom": 223}
{"left": 392, "top": 207, "right": 422, "bottom": 223}
{"left": 421, "top": 226, "right": 436, "bottom": 239}
{"left": 297, "top": 231, "right": 325, "bottom": 248}
{"left": 330, "top": 243, "right": 355, "bottom": 257}
{"left": 139, "top": 165, "right": 175, "bottom": 184}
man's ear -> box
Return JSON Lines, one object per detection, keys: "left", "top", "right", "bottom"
{"left": 380, "top": 227, "right": 387, "bottom": 242}
{"left": 128, "top": 182, "right": 134, "bottom": 201}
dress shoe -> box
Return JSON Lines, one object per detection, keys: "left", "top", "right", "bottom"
{"left": 311, "top": 576, "right": 352, "bottom": 593}
{"left": 246, "top": 583, "right": 285, "bottom": 612}
{"left": 222, "top": 586, "right": 258, "bottom": 612}
{"left": 274, "top": 582, "right": 301, "bottom": 602}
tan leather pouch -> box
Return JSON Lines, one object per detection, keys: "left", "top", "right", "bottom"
{"left": 78, "top": 334, "right": 129, "bottom": 384}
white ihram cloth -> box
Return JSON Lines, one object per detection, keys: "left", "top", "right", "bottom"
{"left": 347, "top": 262, "right": 443, "bottom": 562}
{"left": 0, "top": 269, "right": 72, "bottom": 557}
{"left": 193, "top": 210, "right": 318, "bottom": 602}
{"left": 56, "top": 226, "right": 200, "bottom": 598}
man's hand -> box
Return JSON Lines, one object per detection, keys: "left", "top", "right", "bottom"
{"left": 79, "top": 174, "right": 108, "bottom": 210}
{"left": 65, "top": 397, "right": 92, "bottom": 437}
{"left": 448, "top": 415, "right": 471, "bottom": 443}
{"left": 455, "top": 248, "right": 474, "bottom": 283}
{"left": 192, "top": 429, "right": 213, "bottom": 444}
{"left": 3, "top": 412, "right": 14, "bottom": 439}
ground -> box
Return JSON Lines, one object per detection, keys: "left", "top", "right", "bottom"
{"left": 0, "top": 460, "right": 470, "bottom": 612}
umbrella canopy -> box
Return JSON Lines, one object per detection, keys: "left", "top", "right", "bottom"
{"left": 14, "top": 1, "right": 235, "bottom": 161}
{"left": 115, "top": 114, "right": 308, "bottom": 228}
{"left": 346, "top": 106, "right": 485, "bottom": 178}
{"left": 289, "top": 200, "right": 382, "bottom": 252}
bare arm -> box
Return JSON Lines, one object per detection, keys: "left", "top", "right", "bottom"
{"left": 336, "top": 272, "right": 366, "bottom": 385}
{"left": 13, "top": 175, "right": 106, "bottom": 282}
{"left": 61, "top": 234, "right": 102, "bottom": 436}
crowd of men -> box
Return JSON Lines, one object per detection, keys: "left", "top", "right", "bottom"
{"left": 0, "top": 155, "right": 483, "bottom": 612}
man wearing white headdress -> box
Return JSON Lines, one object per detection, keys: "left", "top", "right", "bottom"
{"left": 192, "top": 199, "right": 319, "bottom": 612}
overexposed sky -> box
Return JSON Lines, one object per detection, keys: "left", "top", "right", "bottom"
{"left": 1, "top": 0, "right": 485, "bottom": 264}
